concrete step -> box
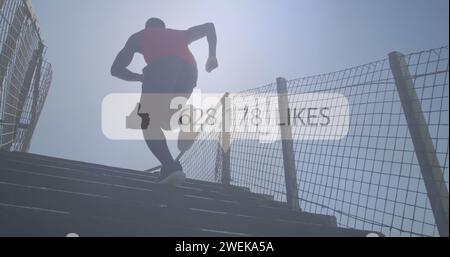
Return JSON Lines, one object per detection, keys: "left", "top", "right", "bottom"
{"left": 0, "top": 151, "right": 383, "bottom": 237}
{"left": 0, "top": 166, "right": 337, "bottom": 227}
{"left": 0, "top": 151, "right": 250, "bottom": 192}
{"left": 0, "top": 158, "right": 276, "bottom": 208}
{"left": 0, "top": 152, "right": 279, "bottom": 206}
{"left": 0, "top": 203, "right": 243, "bottom": 237}
{"left": 0, "top": 181, "right": 379, "bottom": 236}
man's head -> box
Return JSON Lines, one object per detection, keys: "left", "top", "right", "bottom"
{"left": 145, "top": 18, "right": 166, "bottom": 29}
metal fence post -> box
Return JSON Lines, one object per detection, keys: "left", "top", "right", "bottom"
{"left": 221, "top": 93, "right": 231, "bottom": 185}
{"left": 389, "top": 51, "right": 449, "bottom": 237}
{"left": 276, "top": 77, "right": 300, "bottom": 211}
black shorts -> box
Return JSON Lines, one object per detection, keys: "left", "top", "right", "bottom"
{"left": 140, "top": 57, "right": 198, "bottom": 130}
{"left": 142, "top": 56, "right": 197, "bottom": 94}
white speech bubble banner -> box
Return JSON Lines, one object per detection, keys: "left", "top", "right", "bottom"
{"left": 102, "top": 91, "right": 350, "bottom": 143}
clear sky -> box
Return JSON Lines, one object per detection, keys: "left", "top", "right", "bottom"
{"left": 30, "top": 0, "right": 449, "bottom": 170}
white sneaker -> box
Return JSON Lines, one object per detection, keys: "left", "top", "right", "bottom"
{"left": 157, "top": 161, "right": 186, "bottom": 186}
{"left": 157, "top": 170, "right": 186, "bottom": 186}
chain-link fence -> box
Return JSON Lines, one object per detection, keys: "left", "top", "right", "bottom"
{"left": 151, "top": 46, "right": 450, "bottom": 237}
{"left": 0, "top": 0, "right": 52, "bottom": 152}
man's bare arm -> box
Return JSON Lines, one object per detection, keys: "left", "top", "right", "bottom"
{"left": 186, "top": 23, "right": 218, "bottom": 72}
{"left": 111, "top": 33, "right": 143, "bottom": 82}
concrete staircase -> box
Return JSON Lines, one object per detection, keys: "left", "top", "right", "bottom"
{"left": 0, "top": 151, "right": 382, "bottom": 237}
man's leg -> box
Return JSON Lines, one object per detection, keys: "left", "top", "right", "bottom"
{"left": 174, "top": 62, "right": 198, "bottom": 153}
{"left": 177, "top": 103, "right": 199, "bottom": 153}
{"left": 143, "top": 122, "right": 184, "bottom": 185}
{"left": 140, "top": 58, "right": 194, "bottom": 184}
{"left": 141, "top": 61, "right": 177, "bottom": 169}
{"left": 144, "top": 127, "right": 174, "bottom": 168}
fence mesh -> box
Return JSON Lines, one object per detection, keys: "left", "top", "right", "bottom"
{"left": 172, "top": 46, "right": 450, "bottom": 237}
{"left": 0, "top": 0, "right": 52, "bottom": 152}
{"left": 284, "top": 47, "right": 448, "bottom": 237}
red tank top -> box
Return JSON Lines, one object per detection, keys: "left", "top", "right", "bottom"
{"left": 140, "top": 28, "right": 196, "bottom": 66}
